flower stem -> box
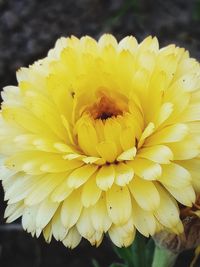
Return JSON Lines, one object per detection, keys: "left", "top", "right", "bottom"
{"left": 152, "top": 245, "right": 179, "bottom": 267}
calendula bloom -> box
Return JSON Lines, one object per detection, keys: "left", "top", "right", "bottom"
{"left": 0, "top": 34, "right": 200, "bottom": 248}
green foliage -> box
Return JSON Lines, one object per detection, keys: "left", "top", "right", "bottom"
{"left": 92, "top": 259, "right": 126, "bottom": 267}
{"left": 92, "top": 259, "right": 101, "bottom": 267}
{"left": 193, "top": 0, "right": 200, "bottom": 20}
{"left": 105, "top": 0, "right": 139, "bottom": 26}
{"left": 114, "top": 233, "right": 155, "bottom": 267}
{"left": 113, "top": 245, "right": 136, "bottom": 267}
{"left": 151, "top": 246, "right": 178, "bottom": 267}
{"left": 92, "top": 233, "right": 155, "bottom": 267}
{"left": 109, "top": 264, "right": 127, "bottom": 267}
{"left": 145, "top": 238, "right": 156, "bottom": 266}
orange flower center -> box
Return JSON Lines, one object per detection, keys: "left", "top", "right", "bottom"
{"left": 88, "top": 91, "right": 128, "bottom": 120}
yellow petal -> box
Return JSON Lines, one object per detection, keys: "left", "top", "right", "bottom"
{"left": 138, "top": 122, "right": 155, "bottom": 148}
{"left": 23, "top": 90, "right": 67, "bottom": 141}
{"left": 138, "top": 145, "right": 173, "bottom": 164}
{"left": 22, "top": 205, "right": 38, "bottom": 233}
{"left": 96, "top": 141, "right": 118, "bottom": 163}
{"left": 117, "top": 147, "right": 137, "bottom": 161}
{"left": 5, "top": 174, "right": 36, "bottom": 204}
{"left": 51, "top": 176, "right": 73, "bottom": 202}
{"left": 104, "top": 119, "right": 122, "bottom": 154}
{"left": 36, "top": 198, "right": 59, "bottom": 229}
{"left": 178, "top": 104, "right": 200, "bottom": 122}
{"left": 106, "top": 184, "right": 132, "bottom": 224}
{"left": 131, "top": 198, "right": 156, "bottom": 237}
{"left": 154, "top": 102, "right": 174, "bottom": 127}
{"left": 5, "top": 202, "right": 24, "bottom": 223}
{"left": 120, "top": 127, "right": 136, "bottom": 151}
{"left": 163, "top": 91, "right": 190, "bottom": 123}
{"left": 158, "top": 163, "right": 191, "bottom": 188}
{"left": 96, "top": 165, "right": 115, "bottom": 190}
{"left": 52, "top": 207, "right": 68, "bottom": 241}
{"left": 61, "top": 190, "right": 82, "bottom": 228}
{"left": 164, "top": 184, "right": 195, "bottom": 206}
{"left": 138, "top": 36, "right": 159, "bottom": 53}
{"left": 2, "top": 107, "right": 58, "bottom": 140}
{"left": 109, "top": 220, "right": 136, "bottom": 247}
{"left": 87, "top": 231, "right": 103, "bottom": 247}
{"left": 154, "top": 183, "right": 180, "bottom": 228}
{"left": 81, "top": 156, "right": 105, "bottom": 165}
{"left": 4, "top": 202, "right": 22, "bottom": 219}
{"left": 166, "top": 138, "right": 199, "bottom": 160}
{"left": 115, "top": 163, "right": 134, "bottom": 186}
{"left": 43, "top": 223, "right": 52, "bottom": 243}
{"left": 178, "top": 159, "right": 200, "bottom": 192}
{"left": 145, "top": 123, "right": 188, "bottom": 145}
{"left": 77, "top": 119, "right": 99, "bottom": 156}
{"left": 25, "top": 173, "right": 66, "bottom": 206}
{"left": 81, "top": 174, "right": 102, "bottom": 207}
{"left": 62, "top": 227, "right": 82, "bottom": 249}
{"left": 67, "top": 164, "right": 98, "bottom": 188}
{"left": 130, "top": 158, "right": 162, "bottom": 180}
{"left": 99, "top": 34, "right": 118, "bottom": 48}
{"left": 137, "top": 51, "right": 155, "bottom": 72}
{"left": 118, "top": 36, "right": 138, "bottom": 52}
{"left": 129, "top": 177, "right": 160, "bottom": 211}
{"left": 76, "top": 208, "right": 95, "bottom": 241}
{"left": 90, "top": 193, "right": 112, "bottom": 232}
{"left": 60, "top": 115, "right": 76, "bottom": 145}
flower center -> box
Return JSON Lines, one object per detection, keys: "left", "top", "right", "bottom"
{"left": 89, "top": 94, "right": 124, "bottom": 120}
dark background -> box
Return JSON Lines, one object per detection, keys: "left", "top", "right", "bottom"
{"left": 0, "top": 0, "right": 200, "bottom": 266}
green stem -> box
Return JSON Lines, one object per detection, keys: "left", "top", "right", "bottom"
{"left": 152, "top": 245, "right": 179, "bottom": 267}
{"left": 131, "top": 234, "right": 147, "bottom": 267}
{"left": 113, "top": 233, "right": 149, "bottom": 267}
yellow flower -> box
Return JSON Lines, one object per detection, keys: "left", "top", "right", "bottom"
{"left": 0, "top": 34, "right": 200, "bottom": 248}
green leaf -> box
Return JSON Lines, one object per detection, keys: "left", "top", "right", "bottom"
{"left": 113, "top": 246, "right": 135, "bottom": 267}
{"left": 130, "top": 232, "right": 148, "bottom": 267}
{"left": 104, "top": 0, "right": 139, "bottom": 27}
{"left": 145, "top": 239, "right": 155, "bottom": 266}
{"left": 92, "top": 259, "right": 101, "bottom": 267}
{"left": 109, "top": 264, "right": 127, "bottom": 267}
{"left": 193, "top": 0, "right": 200, "bottom": 20}
{"left": 112, "top": 233, "right": 153, "bottom": 267}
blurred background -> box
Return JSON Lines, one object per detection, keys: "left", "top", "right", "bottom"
{"left": 0, "top": 0, "right": 200, "bottom": 266}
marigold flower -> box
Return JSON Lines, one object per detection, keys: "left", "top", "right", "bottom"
{"left": 0, "top": 34, "right": 200, "bottom": 248}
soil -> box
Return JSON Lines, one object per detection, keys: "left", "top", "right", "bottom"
{"left": 0, "top": 0, "right": 200, "bottom": 266}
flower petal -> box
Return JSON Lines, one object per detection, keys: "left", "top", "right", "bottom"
{"left": 129, "top": 177, "right": 160, "bottom": 211}
{"left": 115, "top": 163, "right": 134, "bottom": 186}
{"left": 164, "top": 184, "right": 195, "bottom": 206}
{"left": 62, "top": 227, "right": 82, "bottom": 249}
{"left": 130, "top": 158, "right": 162, "bottom": 180}
{"left": 81, "top": 174, "right": 102, "bottom": 207}
{"left": 90, "top": 193, "right": 112, "bottom": 232}
{"left": 96, "top": 141, "right": 118, "bottom": 163}
{"left": 117, "top": 147, "right": 137, "bottom": 161}
{"left": 138, "top": 145, "right": 173, "bottom": 164}
{"left": 67, "top": 164, "right": 98, "bottom": 188}
{"left": 158, "top": 163, "right": 191, "bottom": 188}
{"left": 154, "top": 183, "right": 180, "bottom": 228}
{"left": 145, "top": 123, "right": 188, "bottom": 145}
{"left": 178, "top": 159, "right": 200, "bottom": 192}
{"left": 106, "top": 184, "right": 132, "bottom": 225}
{"left": 36, "top": 199, "right": 59, "bottom": 229}
{"left": 109, "top": 219, "right": 136, "bottom": 247}
{"left": 96, "top": 165, "right": 115, "bottom": 190}
{"left": 61, "top": 190, "right": 82, "bottom": 228}
{"left": 131, "top": 198, "right": 156, "bottom": 237}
